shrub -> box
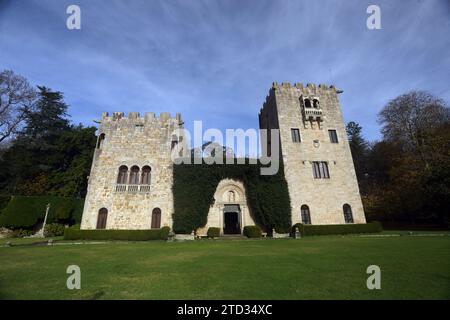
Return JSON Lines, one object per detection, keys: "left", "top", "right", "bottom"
{"left": 0, "top": 195, "right": 11, "bottom": 211}
{"left": 44, "top": 223, "right": 66, "bottom": 237}
{"left": 207, "top": 227, "right": 220, "bottom": 238}
{"left": 64, "top": 229, "right": 168, "bottom": 241}
{"left": 69, "top": 223, "right": 81, "bottom": 230}
{"left": 291, "top": 221, "right": 382, "bottom": 237}
{"left": 160, "top": 226, "right": 171, "bottom": 240}
{"left": 243, "top": 225, "right": 262, "bottom": 238}
{"left": 0, "top": 196, "right": 84, "bottom": 229}
{"left": 10, "top": 229, "right": 34, "bottom": 238}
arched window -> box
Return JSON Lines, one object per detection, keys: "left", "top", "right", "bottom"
{"left": 304, "top": 98, "right": 312, "bottom": 109}
{"left": 97, "top": 133, "right": 105, "bottom": 149}
{"left": 171, "top": 134, "right": 178, "bottom": 150}
{"left": 301, "top": 205, "right": 311, "bottom": 224}
{"left": 151, "top": 208, "right": 161, "bottom": 229}
{"left": 117, "top": 166, "right": 128, "bottom": 184}
{"left": 97, "top": 208, "right": 108, "bottom": 229}
{"left": 141, "top": 166, "right": 151, "bottom": 185}
{"left": 313, "top": 99, "right": 320, "bottom": 109}
{"left": 129, "top": 166, "right": 140, "bottom": 185}
{"left": 343, "top": 204, "right": 354, "bottom": 224}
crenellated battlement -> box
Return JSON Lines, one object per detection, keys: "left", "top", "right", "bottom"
{"left": 271, "top": 82, "right": 337, "bottom": 91}
{"left": 259, "top": 82, "right": 341, "bottom": 116}
{"left": 100, "top": 111, "right": 183, "bottom": 127}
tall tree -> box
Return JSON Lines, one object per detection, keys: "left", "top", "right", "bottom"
{"left": 346, "top": 121, "right": 369, "bottom": 193}
{"left": 0, "top": 70, "right": 37, "bottom": 144}
{"left": 22, "top": 86, "right": 70, "bottom": 140}
{"left": 378, "top": 90, "right": 449, "bottom": 168}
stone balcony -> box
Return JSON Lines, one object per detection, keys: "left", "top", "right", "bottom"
{"left": 303, "top": 107, "right": 323, "bottom": 121}
{"left": 115, "top": 184, "right": 151, "bottom": 193}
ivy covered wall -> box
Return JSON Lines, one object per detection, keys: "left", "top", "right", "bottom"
{"left": 172, "top": 158, "right": 291, "bottom": 234}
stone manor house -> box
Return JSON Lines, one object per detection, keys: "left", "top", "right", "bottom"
{"left": 80, "top": 83, "right": 366, "bottom": 235}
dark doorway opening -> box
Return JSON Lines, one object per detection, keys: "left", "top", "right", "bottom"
{"left": 97, "top": 208, "right": 108, "bottom": 229}
{"left": 151, "top": 208, "right": 161, "bottom": 229}
{"left": 224, "top": 211, "right": 240, "bottom": 234}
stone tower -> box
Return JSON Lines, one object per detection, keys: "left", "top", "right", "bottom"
{"left": 259, "top": 82, "right": 366, "bottom": 225}
{"left": 80, "top": 111, "right": 183, "bottom": 230}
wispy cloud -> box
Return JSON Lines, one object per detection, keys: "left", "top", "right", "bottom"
{"left": 0, "top": 0, "right": 448, "bottom": 141}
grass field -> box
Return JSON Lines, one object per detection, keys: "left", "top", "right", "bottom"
{"left": 0, "top": 234, "right": 449, "bottom": 299}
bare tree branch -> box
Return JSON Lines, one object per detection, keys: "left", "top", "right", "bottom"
{"left": 0, "top": 70, "right": 37, "bottom": 144}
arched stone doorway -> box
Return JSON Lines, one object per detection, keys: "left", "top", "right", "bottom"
{"left": 196, "top": 178, "right": 256, "bottom": 236}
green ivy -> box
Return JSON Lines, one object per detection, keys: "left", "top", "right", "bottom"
{"left": 173, "top": 158, "right": 291, "bottom": 234}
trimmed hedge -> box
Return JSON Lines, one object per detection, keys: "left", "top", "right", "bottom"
{"left": 173, "top": 157, "right": 291, "bottom": 234}
{"left": 64, "top": 228, "right": 169, "bottom": 241}
{"left": 292, "top": 221, "right": 382, "bottom": 236}
{"left": 160, "top": 226, "right": 171, "bottom": 240}
{"left": 0, "top": 195, "right": 11, "bottom": 211}
{"left": 44, "top": 223, "right": 66, "bottom": 237}
{"left": 207, "top": 227, "right": 220, "bottom": 238}
{"left": 0, "top": 196, "right": 84, "bottom": 229}
{"left": 243, "top": 225, "right": 262, "bottom": 238}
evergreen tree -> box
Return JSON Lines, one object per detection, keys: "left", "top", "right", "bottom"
{"left": 346, "top": 121, "right": 369, "bottom": 194}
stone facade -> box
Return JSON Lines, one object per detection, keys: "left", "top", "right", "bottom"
{"left": 81, "top": 82, "right": 366, "bottom": 233}
{"left": 259, "top": 82, "right": 366, "bottom": 225}
{"left": 80, "top": 111, "right": 182, "bottom": 230}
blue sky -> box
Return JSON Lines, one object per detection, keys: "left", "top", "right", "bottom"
{"left": 0, "top": 0, "right": 449, "bottom": 142}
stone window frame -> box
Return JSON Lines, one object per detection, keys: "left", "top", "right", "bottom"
{"left": 301, "top": 205, "right": 312, "bottom": 224}
{"left": 115, "top": 162, "right": 156, "bottom": 186}
{"left": 328, "top": 129, "right": 339, "bottom": 143}
{"left": 96, "top": 133, "right": 106, "bottom": 149}
{"left": 343, "top": 204, "right": 354, "bottom": 224}
{"left": 141, "top": 165, "right": 152, "bottom": 185}
{"left": 291, "top": 128, "right": 301, "bottom": 143}
{"left": 129, "top": 165, "right": 140, "bottom": 185}
{"left": 312, "top": 161, "right": 330, "bottom": 179}
{"left": 117, "top": 165, "right": 129, "bottom": 184}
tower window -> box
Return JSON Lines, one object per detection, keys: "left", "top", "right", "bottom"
{"left": 97, "top": 133, "right": 105, "bottom": 149}
{"left": 329, "top": 130, "right": 338, "bottom": 143}
{"left": 96, "top": 208, "right": 108, "bottom": 229}
{"left": 151, "top": 208, "right": 162, "bottom": 229}
{"left": 117, "top": 166, "right": 128, "bottom": 184}
{"left": 304, "top": 98, "right": 312, "bottom": 109}
{"left": 129, "top": 166, "right": 140, "bottom": 185}
{"left": 312, "top": 161, "right": 330, "bottom": 179}
{"left": 343, "top": 204, "right": 354, "bottom": 223}
{"left": 301, "top": 205, "right": 311, "bottom": 224}
{"left": 171, "top": 135, "right": 178, "bottom": 149}
{"left": 141, "top": 166, "right": 151, "bottom": 185}
{"left": 313, "top": 99, "right": 320, "bottom": 109}
{"left": 291, "top": 128, "right": 301, "bottom": 143}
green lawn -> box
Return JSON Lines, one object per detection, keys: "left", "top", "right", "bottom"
{"left": 0, "top": 235, "right": 449, "bottom": 299}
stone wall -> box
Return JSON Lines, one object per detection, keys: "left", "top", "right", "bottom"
{"left": 259, "top": 83, "right": 366, "bottom": 225}
{"left": 80, "top": 112, "right": 183, "bottom": 230}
